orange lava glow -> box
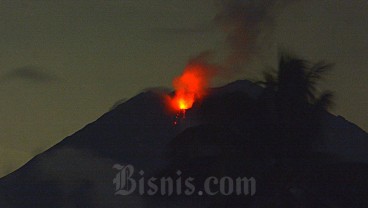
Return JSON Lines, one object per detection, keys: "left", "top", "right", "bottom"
{"left": 169, "top": 63, "right": 214, "bottom": 112}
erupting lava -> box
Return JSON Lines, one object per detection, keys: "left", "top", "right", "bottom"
{"left": 168, "top": 62, "right": 214, "bottom": 124}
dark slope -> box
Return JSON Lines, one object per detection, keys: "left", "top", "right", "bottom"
{"left": 0, "top": 80, "right": 368, "bottom": 207}
{"left": 0, "top": 90, "right": 182, "bottom": 207}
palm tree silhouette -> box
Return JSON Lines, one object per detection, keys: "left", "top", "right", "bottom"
{"left": 255, "top": 53, "right": 334, "bottom": 159}
{"left": 259, "top": 54, "right": 333, "bottom": 109}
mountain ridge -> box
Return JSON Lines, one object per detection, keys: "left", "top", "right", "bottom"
{"left": 1, "top": 79, "right": 368, "bottom": 207}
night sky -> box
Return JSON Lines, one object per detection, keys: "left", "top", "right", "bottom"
{"left": 0, "top": 0, "right": 367, "bottom": 176}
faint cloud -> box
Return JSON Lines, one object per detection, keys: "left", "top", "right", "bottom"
{"left": 0, "top": 66, "right": 59, "bottom": 83}
{"left": 151, "top": 23, "right": 215, "bottom": 35}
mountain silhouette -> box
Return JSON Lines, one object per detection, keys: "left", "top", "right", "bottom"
{"left": 0, "top": 75, "right": 368, "bottom": 207}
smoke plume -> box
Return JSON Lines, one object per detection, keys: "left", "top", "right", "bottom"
{"left": 167, "top": 0, "right": 296, "bottom": 112}
{"left": 185, "top": 0, "right": 296, "bottom": 77}
{"left": 215, "top": 0, "right": 295, "bottom": 71}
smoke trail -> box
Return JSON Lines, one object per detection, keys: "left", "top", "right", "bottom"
{"left": 215, "top": 0, "right": 296, "bottom": 71}
{"left": 166, "top": 0, "right": 297, "bottom": 112}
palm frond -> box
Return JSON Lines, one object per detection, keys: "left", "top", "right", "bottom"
{"left": 307, "top": 62, "right": 333, "bottom": 81}
{"left": 315, "top": 91, "right": 334, "bottom": 110}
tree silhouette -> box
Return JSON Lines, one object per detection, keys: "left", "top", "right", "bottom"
{"left": 259, "top": 54, "right": 334, "bottom": 110}
{"left": 255, "top": 53, "right": 334, "bottom": 159}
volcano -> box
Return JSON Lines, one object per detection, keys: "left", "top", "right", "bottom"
{"left": 1, "top": 80, "right": 368, "bottom": 207}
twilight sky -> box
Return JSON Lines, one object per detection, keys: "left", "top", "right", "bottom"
{"left": 0, "top": 0, "right": 367, "bottom": 176}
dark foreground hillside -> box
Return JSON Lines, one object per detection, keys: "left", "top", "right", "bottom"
{"left": 1, "top": 77, "right": 368, "bottom": 207}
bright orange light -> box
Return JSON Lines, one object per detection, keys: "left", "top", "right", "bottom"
{"left": 178, "top": 99, "right": 188, "bottom": 109}
{"left": 168, "top": 62, "right": 214, "bottom": 112}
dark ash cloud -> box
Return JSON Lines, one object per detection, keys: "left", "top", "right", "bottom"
{"left": 214, "top": 0, "right": 297, "bottom": 70}
{"left": 180, "top": 0, "right": 298, "bottom": 79}
{"left": 1, "top": 66, "right": 59, "bottom": 83}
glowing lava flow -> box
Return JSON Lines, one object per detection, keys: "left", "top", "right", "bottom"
{"left": 168, "top": 62, "right": 214, "bottom": 125}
